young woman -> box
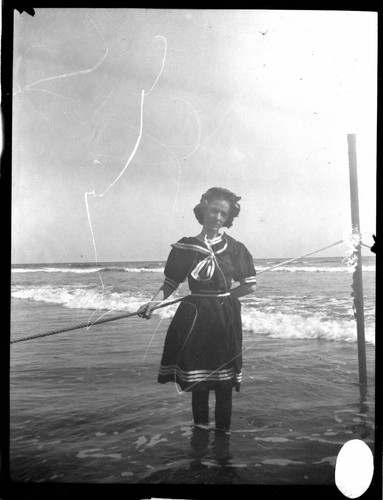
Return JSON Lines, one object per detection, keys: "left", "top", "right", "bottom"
{"left": 137, "top": 187, "right": 257, "bottom": 431}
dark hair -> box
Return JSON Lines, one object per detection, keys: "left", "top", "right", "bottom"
{"left": 193, "top": 187, "right": 241, "bottom": 228}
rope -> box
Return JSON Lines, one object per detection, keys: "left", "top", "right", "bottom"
{"left": 256, "top": 239, "right": 345, "bottom": 275}
{"left": 11, "top": 238, "right": 346, "bottom": 345}
{"left": 10, "top": 297, "right": 183, "bottom": 345}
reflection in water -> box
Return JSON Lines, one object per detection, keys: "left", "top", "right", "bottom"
{"left": 357, "top": 383, "right": 373, "bottom": 440}
{"left": 212, "top": 429, "right": 232, "bottom": 466}
{"left": 189, "top": 426, "right": 232, "bottom": 468}
{"left": 359, "top": 382, "right": 368, "bottom": 405}
{"left": 190, "top": 426, "right": 209, "bottom": 461}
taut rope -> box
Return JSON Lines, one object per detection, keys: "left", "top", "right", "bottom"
{"left": 10, "top": 297, "right": 183, "bottom": 344}
{"left": 11, "top": 238, "right": 348, "bottom": 345}
{"left": 256, "top": 239, "right": 345, "bottom": 275}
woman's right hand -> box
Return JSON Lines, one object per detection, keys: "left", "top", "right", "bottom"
{"left": 137, "top": 301, "right": 157, "bottom": 319}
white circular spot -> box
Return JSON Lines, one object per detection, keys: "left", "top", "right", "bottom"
{"left": 335, "top": 439, "right": 374, "bottom": 498}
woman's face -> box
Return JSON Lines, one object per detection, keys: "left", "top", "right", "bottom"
{"left": 203, "top": 198, "right": 230, "bottom": 233}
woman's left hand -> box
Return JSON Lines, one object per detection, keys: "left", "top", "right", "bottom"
{"left": 137, "top": 301, "right": 157, "bottom": 319}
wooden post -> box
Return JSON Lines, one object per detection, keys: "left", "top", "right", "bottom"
{"left": 347, "top": 133, "right": 367, "bottom": 386}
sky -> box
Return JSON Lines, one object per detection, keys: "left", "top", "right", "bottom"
{"left": 12, "top": 9, "right": 377, "bottom": 264}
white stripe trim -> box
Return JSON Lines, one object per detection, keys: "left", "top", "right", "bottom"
{"left": 240, "top": 276, "right": 257, "bottom": 284}
{"left": 213, "top": 242, "right": 227, "bottom": 254}
{"left": 160, "top": 366, "right": 237, "bottom": 376}
{"left": 172, "top": 240, "right": 228, "bottom": 256}
{"left": 159, "top": 365, "right": 242, "bottom": 383}
{"left": 159, "top": 373, "right": 242, "bottom": 383}
{"left": 164, "top": 276, "right": 180, "bottom": 289}
{"left": 190, "top": 292, "right": 230, "bottom": 297}
{"left": 172, "top": 242, "right": 211, "bottom": 255}
{"left": 196, "top": 234, "right": 223, "bottom": 245}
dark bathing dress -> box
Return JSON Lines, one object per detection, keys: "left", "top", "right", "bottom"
{"left": 158, "top": 232, "right": 256, "bottom": 393}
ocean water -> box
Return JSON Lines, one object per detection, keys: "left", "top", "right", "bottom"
{"left": 10, "top": 256, "right": 376, "bottom": 485}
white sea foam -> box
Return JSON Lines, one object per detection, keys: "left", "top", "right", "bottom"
{"left": 11, "top": 284, "right": 375, "bottom": 345}
{"left": 11, "top": 266, "right": 164, "bottom": 274}
{"left": 123, "top": 267, "right": 164, "bottom": 273}
{"left": 241, "top": 308, "right": 375, "bottom": 345}
{"left": 11, "top": 263, "right": 374, "bottom": 274}
{"left": 255, "top": 265, "right": 375, "bottom": 273}
{"left": 76, "top": 449, "right": 122, "bottom": 459}
{"left": 261, "top": 459, "right": 306, "bottom": 466}
{"left": 12, "top": 266, "right": 106, "bottom": 274}
{"left": 11, "top": 285, "right": 144, "bottom": 313}
{"left": 254, "top": 437, "right": 291, "bottom": 442}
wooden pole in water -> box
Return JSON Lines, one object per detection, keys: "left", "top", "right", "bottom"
{"left": 347, "top": 133, "right": 367, "bottom": 386}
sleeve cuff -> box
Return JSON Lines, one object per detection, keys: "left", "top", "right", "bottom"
{"left": 240, "top": 276, "right": 257, "bottom": 285}
{"left": 164, "top": 276, "right": 180, "bottom": 291}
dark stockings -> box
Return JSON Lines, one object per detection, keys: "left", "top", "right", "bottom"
{"left": 192, "top": 386, "right": 232, "bottom": 430}
{"left": 192, "top": 390, "right": 209, "bottom": 425}
{"left": 215, "top": 386, "right": 233, "bottom": 430}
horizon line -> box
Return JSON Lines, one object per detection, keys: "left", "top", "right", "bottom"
{"left": 11, "top": 254, "right": 375, "bottom": 267}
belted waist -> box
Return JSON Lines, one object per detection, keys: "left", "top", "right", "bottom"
{"left": 190, "top": 292, "right": 231, "bottom": 297}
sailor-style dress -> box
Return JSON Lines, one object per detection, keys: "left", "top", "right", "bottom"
{"left": 157, "top": 232, "right": 256, "bottom": 393}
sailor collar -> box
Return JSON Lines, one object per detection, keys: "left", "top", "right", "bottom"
{"left": 171, "top": 233, "right": 228, "bottom": 281}
{"left": 172, "top": 233, "right": 228, "bottom": 256}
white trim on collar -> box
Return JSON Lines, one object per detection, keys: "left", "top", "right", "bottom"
{"left": 195, "top": 233, "right": 223, "bottom": 246}
{"left": 172, "top": 239, "right": 228, "bottom": 256}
